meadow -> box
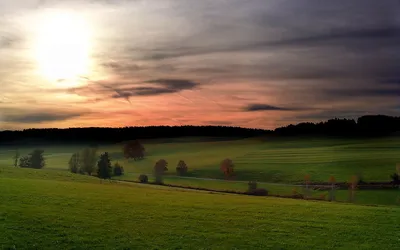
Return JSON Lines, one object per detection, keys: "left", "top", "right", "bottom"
{"left": 1, "top": 136, "right": 399, "bottom": 206}
{"left": 1, "top": 167, "right": 400, "bottom": 250}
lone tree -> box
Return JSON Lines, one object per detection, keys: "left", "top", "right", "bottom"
{"left": 80, "top": 147, "right": 98, "bottom": 175}
{"left": 348, "top": 175, "right": 358, "bottom": 203}
{"left": 154, "top": 159, "right": 168, "bottom": 184}
{"left": 123, "top": 140, "right": 145, "bottom": 161}
{"left": 113, "top": 162, "right": 124, "bottom": 176}
{"left": 14, "top": 149, "right": 20, "bottom": 167}
{"left": 220, "top": 158, "right": 234, "bottom": 178}
{"left": 176, "top": 160, "right": 188, "bottom": 176}
{"left": 68, "top": 153, "right": 81, "bottom": 174}
{"left": 19, "top": 149, "right": 45, "bottom": 169}
{"left": 97, "top": 152, "right": 112, "bottom": 179}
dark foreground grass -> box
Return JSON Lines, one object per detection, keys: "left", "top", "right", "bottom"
{"left": 1, "top": 168, "right": 400, "bottom": 249}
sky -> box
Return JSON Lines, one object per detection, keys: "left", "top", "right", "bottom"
{"left": 0, "top": 0, "right": 399, "bottom": 130}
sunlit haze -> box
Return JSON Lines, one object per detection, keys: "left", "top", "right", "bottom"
{"left": 0, "top": 0, "right": 399, "bottom": 130}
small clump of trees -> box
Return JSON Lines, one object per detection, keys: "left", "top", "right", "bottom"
{"left": 68, "top": 146, "right": 124, "bottom": 178}
{"left": 68, "top": 146, "right": 98, "bottom": 175}
{"left": 123, "top": 140, "right": 145, "bottom": 161}
{"left": 176, "top": 160, "right": 188, "bottom": 176}
{"left": 19, "top": 149, "right": 45, "bottom": 169}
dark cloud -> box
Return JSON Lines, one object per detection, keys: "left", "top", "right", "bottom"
{"left": 141, "top": 26, "right": 400, "bottom": 61}
{"left": 1, "top": 109, "right": 89, "bottom": 123}
{"left": 324, "top": 88, "right": 400, "bottom": 98}
{"left": 244, "top": 104, "right": 308, "bottom": 112}
{"left": 109, "top": 79, "right": 198, "bottom": 101}
{"left": 68, "top": 78, "right": 199, "bottom": 103}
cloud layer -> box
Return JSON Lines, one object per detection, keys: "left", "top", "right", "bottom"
{"left": 0, "top": 0, "right": 399, "bottom": 129}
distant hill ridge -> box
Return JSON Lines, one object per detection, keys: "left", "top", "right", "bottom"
{"left": 0, "top": 115, "right": 399, "bottom": 143}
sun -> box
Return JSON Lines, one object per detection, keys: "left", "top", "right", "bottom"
{"left": 34, "top": 11, "right": 92, "bottom": 82}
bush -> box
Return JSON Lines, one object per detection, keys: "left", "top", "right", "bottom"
{"left": 113, "top": 162, "right": 124, "bottom": 176}
{"left": 246, "top": 188, "right": 268, "bottom": 196}
{"left": 390, "top": 173, "right": 400, "bottom": 185}
{"left": 19, "top": 156, "right": 30, "bottom": 168}
{"left": 139, "top": 174, "right": 148, "bottom": 183}
{"left": 248, "top": 181, "right": 258, "bottom": 191}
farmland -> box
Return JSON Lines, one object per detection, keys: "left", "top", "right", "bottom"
{"left": 1, "top": 136, "right": 399, "bottom": 206}
{"left": 1, "top": 136, "right": 399, "bottom": 183}
{"left": 1, "top": 167, "right": 400, "bottom": 249}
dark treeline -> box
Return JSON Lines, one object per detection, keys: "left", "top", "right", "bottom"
{"left": 0, "top": 115, "right": 399, "bottom": 144}
{"left": 275, "top": 115, "right": 400, "bottom": 136}
{"left": 0, "top": 126, "right": 268, "bottom": 144}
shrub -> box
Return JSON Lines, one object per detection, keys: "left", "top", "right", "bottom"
{"left": 247, "top": 181, "right": 258, "bottom": 191}
{"left": 390, "top": 173, "right": 400, "bottom": 185}
{"left": 246, "top": 188, "right": 268, "bottom": 196}
{"left": 113, "top": 162, "right": 124, "bottom": 176}
{"left": 139, "top": 174, "right": 148, "bottom": 183}
{"left": 176, "top": 160, "right": 188, "bottom": 176}
{"left": 18, "top": 156, "right": 30, "bottom": 168}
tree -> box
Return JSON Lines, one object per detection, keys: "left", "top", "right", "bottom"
{"left": 14, "top": 149, "right": 19, "bottom": 167}
{"left": 154, "top": 159, "right": 168, "bottom": 184}
{"left": 113, "top": 162, "right": 124, "bottom": 176}
{"left": 348, "top": 175, "right": 358, "bottom": 203}
{"left": 97, "top": 152, "right": 112, "bottom": 179}
{"left": 80, "top": 147, "right": 97, "bottom": 175}
{"left": 18, "top": 149, "right": 45, "bottom": 169}
{"left": 328, "top": 175, "right": 336, "bottom": 201}
{"left": 220, "top": 158, "right": 234, "bottom": 178}
{"left": 303, "top": 174, "right": 311, "bottom": 199}
{"left": 123, "top": 140, "right": 145, "bottom": 161}
{"left": 176, "top": 160, "right": 188, "bottom": 176}
{"left": 68, "top": 153, "right": 81, "bottom": 174}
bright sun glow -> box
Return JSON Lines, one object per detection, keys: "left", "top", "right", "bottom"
{"left": 34, "top": 11, "right": 92, "bottom": 82}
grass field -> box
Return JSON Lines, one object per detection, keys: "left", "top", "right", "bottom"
{"left": 1, "top": 136, "right": 399, "bottom": 183}
{"left": 1, "top": 167, "right": 400, "bottom": 249}
{"left": 1, "top": 136, "right": 399, "bottom": 206}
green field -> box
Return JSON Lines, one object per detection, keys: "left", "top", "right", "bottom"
{"left": 1, "top": 136, "right": 399, "bottom": 183}
{"left": 1, "top": 167, "right": 400, "bottom": 249}
{"left": 1, "top": 136, "right": 399, "bottom": 206}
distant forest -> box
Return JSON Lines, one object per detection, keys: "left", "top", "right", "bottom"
{"left": 0, "top": 115, "right": 399, "bottom": 144}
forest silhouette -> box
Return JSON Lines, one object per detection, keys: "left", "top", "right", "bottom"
{"left": 0, "top": 115, "right": 399, "bottom": 144}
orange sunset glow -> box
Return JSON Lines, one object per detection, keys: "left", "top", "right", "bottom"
{"left": 0, "top": 1, "right": 399, "bottom": 130}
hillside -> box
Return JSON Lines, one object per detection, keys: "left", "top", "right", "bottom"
{"left": 1, "top": 168, "right": 399, "bottom": 249}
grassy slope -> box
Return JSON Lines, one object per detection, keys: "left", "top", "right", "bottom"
{"left": 1, "top": 168, "right": 400, "bottom": 250}
{"left": 1, "top": 136, "right": 399, "bottom": 183}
